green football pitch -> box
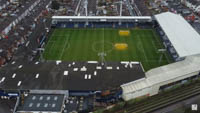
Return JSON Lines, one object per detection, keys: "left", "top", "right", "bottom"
{"left": 43, "top": 28, "right": 172, "bottom": 71}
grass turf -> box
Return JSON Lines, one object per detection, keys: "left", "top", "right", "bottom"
{"left": 43, "top": 28, "right": 172, "bottom": 71}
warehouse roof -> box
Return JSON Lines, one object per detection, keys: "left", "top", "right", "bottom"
{"left": 121, "top": 55, "right": 200, "bottom": 99}
{"left": 155, "top": 12, "right": 200, "bottom": 57}
{"left": 0, "top": 61, "right": 145, "bottom": 91}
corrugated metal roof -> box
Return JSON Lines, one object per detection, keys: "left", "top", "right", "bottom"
{"left": 52, "top": 16, "right": 152, "bottom": 20}
{"left": 155, "top": 12, "right": 200, "bottom": 57}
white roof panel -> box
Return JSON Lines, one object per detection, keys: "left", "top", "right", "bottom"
{"left": 155, "top": 12, "right": 200, "bottom": 57}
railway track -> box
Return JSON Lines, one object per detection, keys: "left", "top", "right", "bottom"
{"left": 118, "top": 81, "right": 200, "bottom": 113}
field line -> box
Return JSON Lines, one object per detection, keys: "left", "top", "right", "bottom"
{"left": 48, "top": 40, "right": 57, "bottom": 43}
{"left": 138, "top": 36, "right": 149, "bottom": 63}
{"left": 151, "top": 30, "right": 163, "bottom": 47}
{"left": 43, "top": 36, "right": 56, "bottom": 57}
{"left": 52, "top": 35, "right": 67, "bottom": 37}
{"left": 164, "top": 52, "right": 171, "bottom": 63}
{"left": 45, "top": 42, "right": 55, "bottom": 55}
{"left": 151, "top": 30, "right": 171, "bottom": 63}
{"left": 59, "top": 35, "right": 70, "bottom": 60}
{"left": 151, "top": 40, "right": 160, "bottom": 54}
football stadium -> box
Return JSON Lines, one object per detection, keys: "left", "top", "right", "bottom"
{"left": 1, "top": 12, "right": 200, "bottom": 112}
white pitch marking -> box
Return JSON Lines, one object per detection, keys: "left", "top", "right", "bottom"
{"left": 88, "top": 61, "right": 98, "bottom": 64}
{"left": 59, "top": 35, "right": 69, "bottom": 59}
{"left": 138, "top": 37, "right": 148, "bottom": 62}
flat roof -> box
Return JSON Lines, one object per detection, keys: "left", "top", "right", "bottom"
{"left": 52, "top": 16, "right": 151, "bottom": 20}
{"left": 16, "top": 94, "right": 64, "bottom": 112}
{"left": 0, "top": 61, "right": 145, "bottom": 91}
{"left": 121, "top": 54, "right": 200, "bottom": 100}
{"left": 155, "top": 12, "right": 200, "bottom": 57}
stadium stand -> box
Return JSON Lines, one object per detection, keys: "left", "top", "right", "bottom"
{"left": 121, "top": 54, "right": 200, "bottom": 101}
{"left": 155, "top": 12, "right": 200, "bottom": 61}
{"left": 52, "top": 16, "right": 152, "bottom": 29}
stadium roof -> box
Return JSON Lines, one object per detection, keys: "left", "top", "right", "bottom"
{"left": 155, "top": 12, "right": 200, "bottom": 57}
{"left": 121, "top": 54, "right": 200, "bottom": 100}
{"left": 52, "top": 16, "right": 151, "bottom": 20}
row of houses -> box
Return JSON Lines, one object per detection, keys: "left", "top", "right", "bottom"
{"left": 181, "top": 0, "right": 200, "bottom": 15}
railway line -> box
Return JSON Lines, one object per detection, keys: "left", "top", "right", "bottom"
{"left": 115, "top": 81, "right": 200, "bottom": 113}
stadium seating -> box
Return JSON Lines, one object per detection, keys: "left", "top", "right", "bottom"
{"left": 87, "top": 23, "right": 93, "bottom": 28}
{"left": 128, "top": 22, "right": 135, "bottom": 28}
{"left": 154, "top": 26, "right": 181, "bottom": 62}
{"left": 78, "top": 22, "right": 85, "bottom": 28}
{"left": 54, "top": 22, "right": 156, "bottom": 29}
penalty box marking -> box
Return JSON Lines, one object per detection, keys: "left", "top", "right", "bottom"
{"left": 151, "top": 30, "right": 171, "bottom": 63}
{"left": 137, "top": 35, "right": 149, "bottom": 64}
{"left": 44, "top": 35, "right": 70, "bottom": 56}
{"left": 59, "top": 35, "right": 70, "bottom": 60}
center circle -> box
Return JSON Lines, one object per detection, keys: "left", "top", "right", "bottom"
{"left": 92, "top": 41, "right": 114, "bottom": 53}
